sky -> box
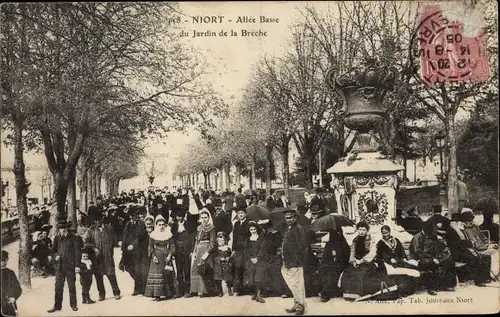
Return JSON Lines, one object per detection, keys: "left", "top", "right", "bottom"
{"left": 132, "top": 2, "right": 332, "bottom": 156}
{"left": 1, "top": 2, "right": 323, "bottom": 172}
{"left": 1, "top": 1, "right": 485, "bottom": 175}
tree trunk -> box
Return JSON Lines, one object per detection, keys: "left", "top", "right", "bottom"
{"left": 219, "top": 168, "right": 224, "bottom": 191}
{"left": 115, "top": 179, "right": 121, "bottom": 195}
{"left": 235, "top": 165, "right": 241, "bottom": 191}
{"left": 67, "top": 168, "right": 77, "bottom": 230}
{"left": 225, "top": 163, "right": 231, "bottom": 191}
{"left": 49, "top": 172, "right": 69, "bottom": 238}
{"left": 92, "top": 167, "right": 98, "bottom": 200}
{"left": 251, "top": 157, "right": 257, "bottom": 190}
{"left": 79, "top": 164, "right": 88, "bottom": 216}
{"left": 97, "top": 168, "right": 102, "bottom": 197}
{"left": 282, "top": 142, "right": 290, "bottom": 198}
{"left": 402, "top": 155, "right": 408, "bottom": 180}
{"left": 13, "top": 121, "right": 32, "bottom": 288}
{"left": 266, "top": 145, "right": 273, "bottom": 196}
{"left": 88, "top": 167, "right": 95, "bottom": 203}
{"left": 446, "top": 114, "right": 459, "bottom": 215}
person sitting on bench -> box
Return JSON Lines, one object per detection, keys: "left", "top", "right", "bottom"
{"left": 446, "top": 211, "right": 490, "bottom": 287}
{"left": 31, "top": 226, "right": 54, "bottom": 277}
{"left": 409, "top": 221, "right": 456, "bottom": 295}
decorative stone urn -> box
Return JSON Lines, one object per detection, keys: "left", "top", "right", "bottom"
{"left": 325, "top": 59, "right": 413, "bottom": 245}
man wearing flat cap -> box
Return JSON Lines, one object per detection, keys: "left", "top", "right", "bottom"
{"left": 446, "top": 210, "right": 490, "bottom": 286}
{"left": 281, "top": 209, "right": 307, "bottom": 315}
{"left": 48, "top": 219, "right": 81, "bottom": 313}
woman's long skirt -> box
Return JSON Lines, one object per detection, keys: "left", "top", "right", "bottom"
{"left": 244, "top": 258, "right": 267, "bottom": 288}
{"left": 190, "top": 241, "right": 210, "bottom": 294}
{"left": 145, "top": 248, "right": 174, "bottom": 298}
{"left": 264, "top": 256, "right": 290, "bottom": 296}
{"left": 339, "top": 262, "right": 397, "bottom": 300}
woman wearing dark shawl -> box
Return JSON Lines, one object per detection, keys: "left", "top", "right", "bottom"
{"left": 318, "top": 228, "right": 350, "bottom": 302}
{"left": 339, "top": 221, "right": 397, "bottom": 300}
{"left": 189, "top": 208, "right": 216, "bottom": 297}
{"left": 376, "top": 225, "right": 419, "bottom": 297}
{"left": 243, "top": 221, "right": 268, "bottom": 303}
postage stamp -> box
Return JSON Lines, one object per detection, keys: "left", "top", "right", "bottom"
{"left": 416, "top": 3, "right": 490, "bottom": 85}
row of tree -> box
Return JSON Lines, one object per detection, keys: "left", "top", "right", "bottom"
{"left": 1, "top": 3, "right": 225, "bottom": 288}
{"left": 175, "top": 1, "right": 498, "bottom": 210}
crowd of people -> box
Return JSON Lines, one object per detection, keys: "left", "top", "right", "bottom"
{"left": 1, "top": 187, "right": 499, "bottom": 316}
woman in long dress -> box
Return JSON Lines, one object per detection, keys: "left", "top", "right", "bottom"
{"left": 189, "top": 208, "right": 216, "bottom": 297}
{"left": 319, "top": 228, "right": 350, "bottom": 302}
{"left": 376, "top": 225, "right": 419, "bottom": 297}
{"left": 244, "top": 221, "right": 268, "bottom": 303}
{"left": 339, "top": 221, "right": 397, "bottom": 300}
{"left": 137, "top": 215, "right": 155, "bottom": 295}
{"left": 144, "top": 215, "right": 176, "bottom": 301}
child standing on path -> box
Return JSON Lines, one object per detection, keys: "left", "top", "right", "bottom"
{"left": 213, "top": 232, "right": 234, "bottom": 296}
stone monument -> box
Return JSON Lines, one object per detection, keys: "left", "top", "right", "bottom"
{"left": 325, "top": 58, "right": 413, "bottom": 245}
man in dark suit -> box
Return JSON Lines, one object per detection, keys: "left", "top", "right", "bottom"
{"left": 121, "top": 207, "right": 148, "bottom": 296}
{"left": 48, "top": 219, "right": 81, "bottom": 313}
{"left": 84, "top": 212, "right": 121, "bottom": 301}
{"left": 88, "top": 202, "right": 100, "bottom": 224}
{"left": 172, "top": 209, "right": 196, "bottom": 297}
{"left": 213, "top": 197, "right": 232, "bottom": 236}
{"left": 266, "top": 189, "right": 276, "bottom": 211}
{"left": 274, "top": 190, "right": 289, "bottom": 208}
{"left": 223, "top": 192, "right": 235, "bottom": 213}
{"left": 281, "top": 209, "right": 307, "bottom": 316}
{"left": 231, "top": 205, "right": 250, "bottom": 295}
{"left": 446, "top": 212, "right": 490, "bottom": 286}
{"left": 234, "top": 188, "right": 247, "bottom": 209}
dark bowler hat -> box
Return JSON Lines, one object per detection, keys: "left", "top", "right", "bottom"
{"left": 310, "top": 205, "right": 323, "bottom": 214}
{"left": 234, "top": 202, "right": 247, "bottom": 212}
{"left": 137, "top": 206, "right": 148, "bottom": 215}
{"left": 213, "top": 197, "right": 223, "bottom": 207}
{"left": 432, "top": 205, "right": 442, "bottom": 214}
{"left": 57, "top": 219, "right": 72, "bottom": 229}
{"left": 174, "top": 208, "right": 186, "bottom": 218}
{"left": 450, "top": 213, "right": 463, "bottom": 222}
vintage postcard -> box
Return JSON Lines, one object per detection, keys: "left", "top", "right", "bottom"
{"left": 1, "top": 1, "right": 498, "bottom": 316}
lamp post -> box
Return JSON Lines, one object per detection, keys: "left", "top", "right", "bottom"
{"left": 434, "top": 130, "right": 448, "bottom": 214}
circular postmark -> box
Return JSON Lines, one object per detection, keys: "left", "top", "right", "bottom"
{"left": 409, "top": 3, "right": 490, "bottom": 85}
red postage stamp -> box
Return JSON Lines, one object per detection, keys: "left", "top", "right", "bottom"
{"left": 417, "top": 3, "right": 490, "bottom": 86}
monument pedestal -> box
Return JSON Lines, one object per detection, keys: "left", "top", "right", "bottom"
{"left": 328, "top": 151, "right": 413, "bottom": 245}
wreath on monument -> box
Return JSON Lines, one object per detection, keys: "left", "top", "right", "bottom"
{"left": 357, "top": 190, "right": 389, "bottom": 225}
